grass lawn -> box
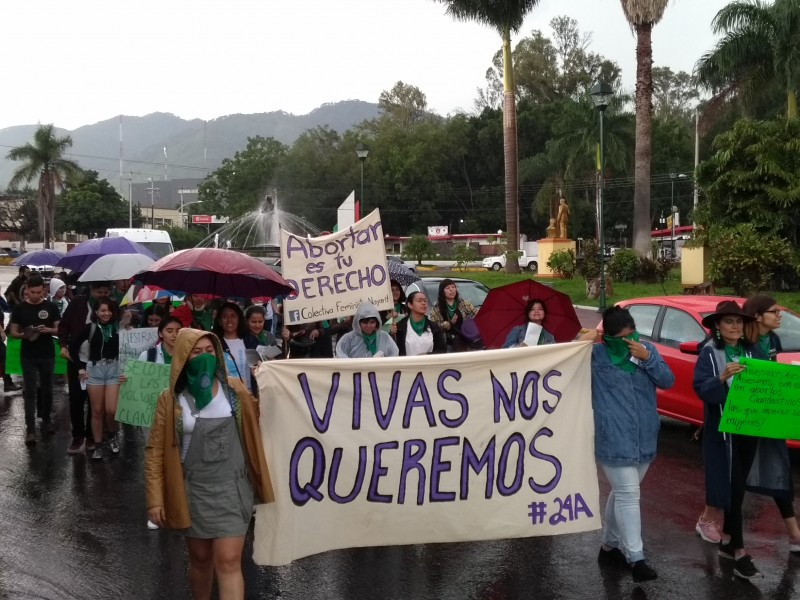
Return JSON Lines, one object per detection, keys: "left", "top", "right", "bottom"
{"left": 440, "top": 268, "right": 800, "bottom": 312}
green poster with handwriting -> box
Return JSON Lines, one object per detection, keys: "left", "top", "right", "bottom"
{"left": 115, "top": 359, "right": 171, "bottom": 427}
{"left": 719, "top": 358, "right": 800, "bottom": 439}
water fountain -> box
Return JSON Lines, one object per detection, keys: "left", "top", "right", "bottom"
{"left": 196, "top": 192, "right": 323, "bottom": 258}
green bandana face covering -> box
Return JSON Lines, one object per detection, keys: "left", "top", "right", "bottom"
{"left": 185, "top": 353, "right": 217, "bottom": 411}
{"left": 603, "top": 331, "right": 640, "bottom": 374}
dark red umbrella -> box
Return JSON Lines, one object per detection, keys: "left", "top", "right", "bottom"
{"left": 136, "top": 248, "right": 293, "bottom": 299}
{"left": 474, "top": 279, "right": 581, "bottom": 348}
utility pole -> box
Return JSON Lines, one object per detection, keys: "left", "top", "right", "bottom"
{"left": 147, "top": 178, "right": 158, "bottom": 229}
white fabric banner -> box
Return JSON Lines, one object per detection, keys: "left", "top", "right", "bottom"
{"left": 280, "top": 209, "right": 392, "bottom": 326}
{"left": 253, "top": 342, "right": 600, "bottom": 566}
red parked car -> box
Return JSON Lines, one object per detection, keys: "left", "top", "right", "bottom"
{"left": 607, "top": 296, "right": 800, "bottom": 447}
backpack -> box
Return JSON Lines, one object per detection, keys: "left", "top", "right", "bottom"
{"left": 146, "top": 346, "right": 158, "bottom": 363}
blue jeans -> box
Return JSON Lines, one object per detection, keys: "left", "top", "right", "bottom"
{"left": 600, "top": 462, "right": 651, "bottom": 563}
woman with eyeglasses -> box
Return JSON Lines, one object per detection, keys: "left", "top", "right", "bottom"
{"left": 743, "top": 295, "right": 800, "bottom": 556}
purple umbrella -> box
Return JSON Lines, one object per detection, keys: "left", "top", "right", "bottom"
{"left": 55, "top": 237, "right": 157, "bottom": 273}
{"left": 12, "top": 249, "right": 66, "bottom": 267}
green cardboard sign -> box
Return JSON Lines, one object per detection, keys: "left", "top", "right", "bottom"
{"left": 5, "top": 337, "right": 68, "bottom": 375}
{"left": 719, "top": 357, "right": 800, "bottom": 439}
{"left": 115, "top": 359, "right": 171, "bottom": 427}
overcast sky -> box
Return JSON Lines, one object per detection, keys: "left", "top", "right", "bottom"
{"left": 1, "top": 0, "right": 728, "bottom": 131}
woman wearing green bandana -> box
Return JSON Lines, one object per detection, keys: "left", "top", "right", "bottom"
{"left": 742, "top": 295, "right": 800, "bottom": 558}
{"left": 430, "top": 278, "right": 478, "bottom": 352}
{"left": 336, "top": 302, "right": 399, "bottom": 358}
{"left": 70, "top": 298, "right": 122, "bottom": 461}
{"left": 145, "top": 329, "right": 273, "bottom": 600}
{"left": 394, "top": 291, "right": 447, "bottom": 356}
{"left": 589, "top": 306, "right": 674, "bottom": 583}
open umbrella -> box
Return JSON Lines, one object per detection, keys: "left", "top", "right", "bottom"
{"left": 55, "top": 237, "right": 156, "bottom": 273}
{"left": 386, "top": 259, "right": 419, "bottom": 288}
{"left": 12, "top": 249, "right": 66, "bottom": 267}
{"left": 136, "top": 248, "right": 293, "bottom": 299}
{"left": 474, "top": 279, "right": 581, "bottom": 348}
{"left": 78, "top": 253, "right": 155, "bottom": 282}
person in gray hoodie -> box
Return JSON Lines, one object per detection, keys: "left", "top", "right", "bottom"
{"left": 336, "top": 302, "right": 399, "bottom": 358}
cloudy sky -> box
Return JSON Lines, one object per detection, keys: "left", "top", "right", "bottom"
{"left": 1, "top": 0, "right": 728, "bottom": 130}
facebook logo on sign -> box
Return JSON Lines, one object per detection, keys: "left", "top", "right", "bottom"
{"left": 288, "top": 310, "right": 300, "bottom": 323}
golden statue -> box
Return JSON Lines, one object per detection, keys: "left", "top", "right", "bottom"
{"left": 546, "top": 218, "right": 557, "bottom": 239}
{"left": 557, "top": 198, "right": 570, "bottom": 239}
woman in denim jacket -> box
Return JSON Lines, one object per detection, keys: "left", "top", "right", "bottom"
{"left": 589, "top": 306, "right": 674, "bottom": 583}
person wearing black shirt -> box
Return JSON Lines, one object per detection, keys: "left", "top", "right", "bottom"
{"left": 9, "top": 274, "right": 60, "bottom": 445}
{"left": 6, "top": 266, "right": 30, "bottom": 307}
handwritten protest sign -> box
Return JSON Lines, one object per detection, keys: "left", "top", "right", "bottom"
{"left": 118, "top": 328, "right": 159, "bottom": 372}
{"left": 115, "top": 359, "right": 170, "bottom": 427}
{"left": 253, "top": 342, "right": 600, "bottom": 566}
{"left": 5, "top": 337, "right": 67, "bottom": 375}
{"left": 280, "top": 210, "right": 392, "bottom": 325}
{"left": 719, "top": 357, "right": 800, "bottom": 439}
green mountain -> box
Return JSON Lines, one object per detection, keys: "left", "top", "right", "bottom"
{"left": 0, "top": 101, "right": 380, "bottom": 189}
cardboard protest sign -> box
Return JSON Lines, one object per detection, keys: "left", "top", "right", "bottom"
{"left": 253, "top": 342, "right": 600, "bottom": 566}
{"left": 115, "top": 359, "right": 171, "bottom": 427}
{"left": 5, "top": 337, "right": 67, "bottom": 375}
{"left": 118, "top": 328, "right": 159, "bottom": 372}
{"left": 280, "top": 210, "right": 392, "bottom": 325}
{"left": 719, "top": 357, "right": 800, "bottom": 439}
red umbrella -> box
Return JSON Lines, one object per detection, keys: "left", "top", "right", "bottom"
{"left": 474, "top": 279, "right": 581, "bottom": 348}
{"left": 136, "top": 248, "right": 293, "bottom": 299}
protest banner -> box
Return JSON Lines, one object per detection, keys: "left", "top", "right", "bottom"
{"left": 5, "top": 337, "right": 67, "bottom": 375}
{"left": 118, "top": 327, "right": 159, "bottom": 372}
{"left": 253, "top": 342, "right": 599, "bottom": 566}
{"left": 115, "top": 359, "right": 171, "bottom": 427}
{"left": 280, "top": 210, "right": 392, "bottom": 326}
{"left": 719, "top": 357, "right": 800, "bottom": 439}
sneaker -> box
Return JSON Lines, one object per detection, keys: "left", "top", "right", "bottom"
{"left": 598, "top": 546, "right": 628, "bottom": 567}
{"left": 4, "top": 382, "right": 20, "bottom": 392}
{"left": 789, "top": 539, "right": 800, "bottom": 555}
{"left": 631, "top": 560, "right": 658, "bottom": 582}
{"left": 24, "top": 431, "right": 36, "bottom": 445}
{"left": 91, "top": 447, "right": 103, "bottom": 460}
{"left": 146, "top": 520, "right": 159, "bottom": 530}
{"left": 108, "top": 432, "right": 120, "bottom": 455}
{"left": 85, "top": 439, "right": 97, "bottom": 452}
{"left": 733, "top": 554, "right": 762, "bottom": 579}
{"left": 696, "top": 516, "right": 722, "bottom": 543}
{"left": 718, "top": 541, "right": 735, "bottom": 560}
{"left": 67, "top": 437, "right": 85, "bottom": 455}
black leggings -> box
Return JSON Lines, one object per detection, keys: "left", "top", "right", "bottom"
{"left": 724, "top": 434, "right": 759, "bottom": 550}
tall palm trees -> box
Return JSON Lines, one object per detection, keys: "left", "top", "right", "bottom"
{"left": 434, "top": 0, "right": 540, "bottom": 273}
{"left": 695, "top": 0, "right": 800, "bottom": 121}
{"left": 7, "top": 124, "right": 79, "bottom": 249}
{"left": 619, "top": 0, "right": 669, "bottom": 255}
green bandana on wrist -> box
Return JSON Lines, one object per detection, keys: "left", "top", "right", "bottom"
{"left": 185, "top": 353, "right": 217, "bottom": 411}
{"left": 603, "top": 331, "right": 640, "bottom": 374}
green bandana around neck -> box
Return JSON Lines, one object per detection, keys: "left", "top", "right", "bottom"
{"left": 603, "top": 331, "right": 640, "bottom": 374}
{"left": 185, "top": 353, "right": 217, "bottom": 411}
{"left": 257, "top": 332, "right": 268, "bottom": 346}
{"left": 410, "top": 317, "right": 427, "bottom": 335}
{"left": 362, "top": 332, "right": 378, "bottom": 355}
{"left": 161, "top": 346, "right": 172, "bottom": 365}
{"left": 193, "top": 309, "right": 213, "bottom": 332}
{"left": 98, "top": 322, "right": 117, "bottom": 342}
{"left": 394, "top": 302, "right": 405, "bottom": 315}
{"left": 757, "top": 334, "right": 771, "bottom": 357}
{"left": 446, "top": 303, "right": 457, "bottom": 318}
{"left": 724, "top": 343, "right": 743, "bottom": 363}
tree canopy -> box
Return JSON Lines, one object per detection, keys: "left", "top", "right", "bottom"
{"left": 56, "top": 170, "right": 144, "bottom": 236}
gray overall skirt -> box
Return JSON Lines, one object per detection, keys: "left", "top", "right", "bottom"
{"left": 182, "top": 416, "right": 255, "bottom": 539}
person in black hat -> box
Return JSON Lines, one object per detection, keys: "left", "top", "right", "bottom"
{"left": 693, "top": 300, "right": 767, "bottom": 580}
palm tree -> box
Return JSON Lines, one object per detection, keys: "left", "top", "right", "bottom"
{"left": 619, "top": 0, "right": 670, "bottom": 255}
{"left": 695, "top": 0, "right": 800, "bottom": 121}
{"left": 434, "top": 0, "right": 541, "bottom": 273}
{"left": 7, "top": 124, "right": 79, "bottom": 249}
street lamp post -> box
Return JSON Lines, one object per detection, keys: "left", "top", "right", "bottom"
{"left": 669, "top": 172, "right": 686, "bottom": 258}
{"left": 355, "top": 143, "right": 369, "bottom": 216}
{"left": 179, "top": 189, "right": 201, "bottom": 229}
{"left": 591, "top": 82, "right": 613, "bottom": 312}
{"left": 146, "top": 178, "right": 158, "bottom": 229}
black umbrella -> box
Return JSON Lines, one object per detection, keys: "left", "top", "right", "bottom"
{"left": 386, "top": 260, "right": 420, "bottom": 288}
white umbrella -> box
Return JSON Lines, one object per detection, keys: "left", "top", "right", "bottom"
{"left": 77, "top": 253, "right": 155, "bottom": 282}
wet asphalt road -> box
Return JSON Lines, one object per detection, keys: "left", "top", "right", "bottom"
{"left": 1, "top": 378, "right": 800, "bottom": 600}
